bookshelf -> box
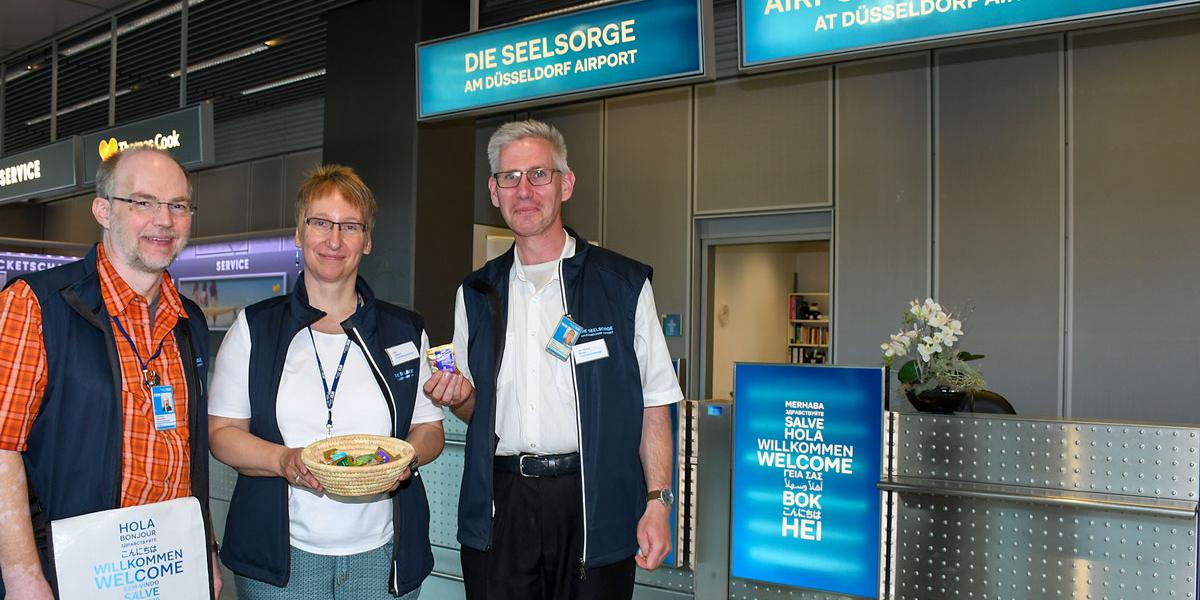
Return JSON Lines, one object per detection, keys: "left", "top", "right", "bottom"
{"left": 788, "top": 292, "right": 830, "bottom": 364}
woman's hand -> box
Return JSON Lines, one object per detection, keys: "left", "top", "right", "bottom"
{"left": 387, "top": 453, "right": 420, "bottom": 492}
{"left": 279, "top": 447, "right": 323, "bottom": 492}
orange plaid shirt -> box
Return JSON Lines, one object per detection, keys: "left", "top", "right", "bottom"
{"left": 0, "top": 244, "right": 192, "bottom": 507}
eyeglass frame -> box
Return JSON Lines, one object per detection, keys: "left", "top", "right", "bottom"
{"left": 303, "top": 216, "right": 370, "bottom": 234}
{"left": 491, "top": 167, "right": 562, "bottom": 189}
{"left": 107, "top": 195, "right": 197, "bottom": 216}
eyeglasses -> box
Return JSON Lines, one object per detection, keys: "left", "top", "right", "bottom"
{"left": 304, "top": 217, "right": 368, "bottom": 235}
{"left": 108, "top": 195, "right": 196, "bottom": 216}
{"left": 492, "top": 168, "right": 560, "bottom": 188}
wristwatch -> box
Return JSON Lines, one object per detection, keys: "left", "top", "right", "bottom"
{"left": 648, "top": 488, "right": 674, "bottom": 507}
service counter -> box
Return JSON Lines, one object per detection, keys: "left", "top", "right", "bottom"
{"left": 692, "top": 379, "right": 1200, "bottom": 600}
{"left": 881, "top": 412, "right": 1199, "bottom": 600}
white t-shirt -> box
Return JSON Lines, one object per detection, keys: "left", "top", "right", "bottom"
{"left": 208, "top": 310, "right": 443, "bottom": 556}
{"left": 452, "top": 233, "right": 683, "bottom": 456}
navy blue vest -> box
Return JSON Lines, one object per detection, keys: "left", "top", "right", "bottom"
{"left": 218, "top": 274, "right": 433, "bottom": 596}
{"left": 458, "top": 228, "right": 652, "bottom": 567}
{"left": 1, "top": 244, "right": 212, "bottom": 595}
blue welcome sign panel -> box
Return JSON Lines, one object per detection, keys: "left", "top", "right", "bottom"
{"left": 741, "top": 0, "right": 1196, "bottom": 67}
{"left": 418, "top": 0, "right": 705, "bottom": 119}
{"left": 731, "top": 363, "right": 885, "bottom": 597}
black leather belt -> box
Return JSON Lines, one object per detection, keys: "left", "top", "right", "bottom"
{"left": 494, "top": 452, "right": 581, "bottom": 478}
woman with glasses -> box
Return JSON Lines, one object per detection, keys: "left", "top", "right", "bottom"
{"left": 207, "top": 164, "right": 443, "bottom": 599}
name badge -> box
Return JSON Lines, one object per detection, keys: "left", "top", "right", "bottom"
{"left": 386, "top": 341, "right": 420, "bottom": 366}
{"left": 546, "top": 315, "right": 584, "bottom": 361}
{"left": 573, "top": 339, "right": 609, "bottom": 364}
{"left": 151, "top": 385, "right": 176, "bottom": 431}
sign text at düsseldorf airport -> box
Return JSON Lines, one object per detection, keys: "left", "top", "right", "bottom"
{"left": 741, "top": 0, "right": 1197, "bottom": 68}
{"left": 81, "top": 102, "right": 214, "bottom": 184}
{"left": 0, "top": 138, "right": 80, "bottom": 205}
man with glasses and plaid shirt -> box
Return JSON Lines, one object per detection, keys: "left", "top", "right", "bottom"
{"left": 0, "top": 147, "right": 221, "bottom": 599}
{"left": 425, "top": 120, "right": 683, "bottom": 600}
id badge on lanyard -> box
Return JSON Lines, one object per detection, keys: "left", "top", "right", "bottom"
{"left": 546, "top": 314, "right": 584, "bottom": 361}
{"left": 151, "top": 385, "right": 177, "bottom": 431}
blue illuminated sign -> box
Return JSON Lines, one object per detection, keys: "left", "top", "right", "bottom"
{"left": 741, "top": 0, "right": 1195, "bottom": 67}
{"left": 731, "top": 363, "right": 885, "bottom": 597}
{"left": 417, "top": 0, "right": 705, "bottom": 119}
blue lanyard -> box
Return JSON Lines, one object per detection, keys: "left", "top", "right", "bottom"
{"left": 112, "top": 315, "right": 166, "bottom": 388}
{"left": 308, "top": 327, "right": 352, "bottom": 436}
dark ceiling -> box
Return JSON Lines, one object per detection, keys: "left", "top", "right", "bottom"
{"left": 0, "top": 0, "right": 609, "bottom": 157}
{"left": 1, "top": 0, "right": 354, "bottom": 156}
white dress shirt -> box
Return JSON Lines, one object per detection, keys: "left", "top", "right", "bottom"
{"left": 452, "top": 233, "right": 683, "bottom": 456}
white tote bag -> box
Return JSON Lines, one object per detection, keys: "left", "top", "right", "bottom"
{"left": 51, "top": 496, "right": 210, "bottom": 600}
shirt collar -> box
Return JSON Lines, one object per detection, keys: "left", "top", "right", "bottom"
{"left": 96, "top": 242, "right": 187, "bottom": 319}
{"left": 511, "top": 229, "right": 575, "bottom": 284}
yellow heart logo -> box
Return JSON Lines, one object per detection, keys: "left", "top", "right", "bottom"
{"left": 98, "top": 138, "right": 119, "bottom": 161}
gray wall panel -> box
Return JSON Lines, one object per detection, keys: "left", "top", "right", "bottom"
{"left": 936, "top": 38, "right": 1064, "bottom": 417}
{"left": 249, "top": 159, "right": 284, "bottom": 231}
{"left": 531, "top": 101, "right": 603, "bottom": 242}
{"left": 0, "top": 203, "right": 43, "bottom": 238}
{"left": 1069, "top": 17, "right": 1200, "bottom": 421}
{"left": 834, "top": 55, "right": 929, "bottom": 386}
{"left": 282, "top": 149, "right": 323, "bottom": 228}
{"left": 474, "top": 114, "right": 519, "bottom": 229}
{"left": 695, "top": 68, "right": 831, "bottom": 213}
{"left": 194, "top": 164, "right": 250, "bottom": 237}
{"left": 42, "top": 193, "right": 99, "bottom": 244}
{"left": 605, "top": 88, "right": 692, "bottom": 358}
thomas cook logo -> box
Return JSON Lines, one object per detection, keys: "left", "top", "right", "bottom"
{"left": 96, "top": 130, "right": 183, "bottom": 162}
{"left": 98, "top": 138, "right": 120, "bottom": 161}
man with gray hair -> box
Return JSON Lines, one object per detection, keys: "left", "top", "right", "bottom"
{"left": 425, "top": 119, "right": 682, "bottom": 599}
{"left": 0, "top": 147, "right": 221, "bottom": 598}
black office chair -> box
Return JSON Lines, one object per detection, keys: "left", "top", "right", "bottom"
{"left": 958, "top": 389, "right": 1016, "bottom": 415}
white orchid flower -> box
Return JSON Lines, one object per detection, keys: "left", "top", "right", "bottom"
{"left": 923, "top": 298, "right": 942, "bottom": 316}
{"left": 929, "top": 311, "right": 949, "bottom": 329}
{"left": 943, "top": 319, "right": 963, "bottom": 337}
{"left": 909, "top": 299, "right": 924, "bottom": 318}
{"left": 917, "top": 343, "right": 934, "bottom": 362}
{"left": 941, "top": 331, "right": 959, "bottom": 347}
{"left": 921, "top": 335, "right": 943, "bottom": 355}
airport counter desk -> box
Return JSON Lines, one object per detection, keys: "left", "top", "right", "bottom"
{"left": 690, "top": 364, "right": 1199, "bottom": 600}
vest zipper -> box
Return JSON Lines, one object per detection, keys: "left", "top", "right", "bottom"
{"left": 558, "top": 259, "right": 589, "bottom": 576}
{"left": 348, "top": 326, "right": 400, "bottom": 594}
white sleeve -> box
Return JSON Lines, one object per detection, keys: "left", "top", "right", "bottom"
{"left": 207, "top": 310, "right": 253, "bottom": 419}
{"left": 452, "top": 285, "right": 473, "bottom": 384}
{"left": 634, "top": 280, "right": 684, "bottom": 407}
{"left": 412, "top": 330, "right": 445, "bottom": 424}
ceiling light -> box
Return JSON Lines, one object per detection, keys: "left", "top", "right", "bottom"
{"left": 25, "top": 88, "right": 133, "bottom": 126}
{"left": 240, "top": 69, "right": 325, "bottom": 95}
{"left": 3, "top": 65, "right": 36, "bottom": 84}
{"left": 168, "top": 42, "right": 271, "bottom": 78}
{"left": 60, "top": 0, "right": 208, "bottom": 58}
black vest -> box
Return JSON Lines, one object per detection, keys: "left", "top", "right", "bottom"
{"left": 217, "top": 274, "right": 433, "bottom": 596}
{"left": 2, "top": 244, "right": 211, "bottom": 595}
{"left": 458, "top": 229, "right": 652, "bottom": 567}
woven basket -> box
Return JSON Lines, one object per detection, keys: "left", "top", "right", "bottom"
{"left": 301, "top": 434, "right": 415, "bottom": 497}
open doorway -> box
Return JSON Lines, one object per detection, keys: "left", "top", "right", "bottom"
{"left": 707, "top": 241, "right": 831, "bottom": 401}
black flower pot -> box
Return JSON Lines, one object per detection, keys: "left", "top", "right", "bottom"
{"left": 904, "top": 386, "right": 966, "bottom": 414}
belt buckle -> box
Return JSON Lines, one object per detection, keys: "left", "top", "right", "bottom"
{"left": 518, "top": 454, "right": 540, "bottom": 478}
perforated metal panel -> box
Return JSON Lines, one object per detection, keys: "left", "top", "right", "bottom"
{"left": 887, "top": 413, "right": 1200, "bottom": 600}
{"left": 893, "top": 494, "right": 1197, "bottom": 600}
{"left": 422, "top": 441, "right": 465, "bottom": 549}
{"left": 895, "top": 414, "right": 1200, "bottom": 501}
{"left": 208, "top": 456, "right": 237, "bottom": 502}
{"left": 636, "top": 566, "right": 694, "bottom": 593}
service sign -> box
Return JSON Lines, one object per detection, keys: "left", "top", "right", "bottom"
{"left": 82, "top": 102, "right": 214, "bottom": 183}
{"left": 0, "top": 138, "right": 80, "bottom": 205}
{"left": 731, "top": 363, "right": 885, "bottom": 597}
{"left": 741, "top": 0, "right": 1196, "bottom": 68}
{"left": 418, "top": 0, "right": 705, "bottom": 119}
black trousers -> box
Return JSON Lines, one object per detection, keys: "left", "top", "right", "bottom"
{"left": 461, "top": 469, "right": 636, "bottom": 600}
